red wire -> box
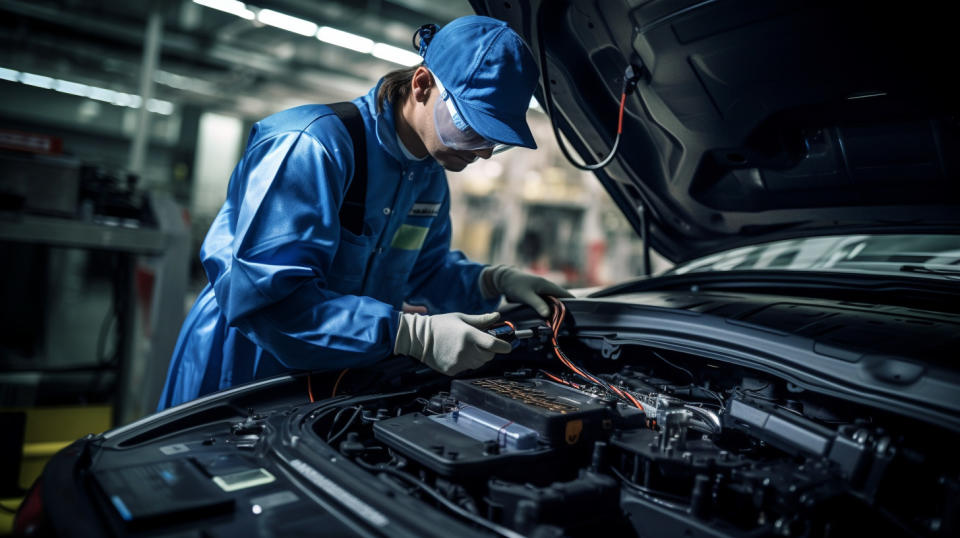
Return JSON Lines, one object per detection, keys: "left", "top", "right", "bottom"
{"left": 331, "top": 368, "right": 350, "bottom": 397}
{"left": 617, "top": 92, "right": 626, "bottom": 134}
{"left": 548, "top": 297, "right": 644, "bottom": 412}
{"left": 542, "top": 370, "right": 582, "bottom": 389}
{"left": 543, "top": 371, "right": 566, "bottom": 384}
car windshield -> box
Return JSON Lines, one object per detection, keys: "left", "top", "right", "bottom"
{"left": 669, "top": 235, "right": 960, "bottom": 281}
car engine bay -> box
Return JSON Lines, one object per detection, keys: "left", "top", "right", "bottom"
{"left": 30, "top": 297, "right": 960, "bottom": 537}
{"left": 307, "top": 360, "right": 954, "bottom": 537}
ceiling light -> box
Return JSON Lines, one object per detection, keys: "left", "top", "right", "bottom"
{"left": 371, "top": 43, "right": 422, "bottom": 66}
{"left": 317, "top": 26, "right": 374, "bottom": 54}
{"left": 147, "top": 99, "right": 175, "bottom": 115}
{"left": 257, "top": 9, "right": 317, "bottom": 36}
{"left": 113, "top": 92, "right": 133, "bottom": 107}
{"left": 1, "top": 64, "right": 174, "bottom": 116}
{"left": 88, "top": 87, "right": 118, "bottom": 103}
{"left": 192, "top": 0, "right": 254, "bottom": 20}
{"left": 55, "top": 79, "right": 90, "bottom": 97}
{"left": 19, "top": 72, "right": 55, "bottom": 89}
{"left": 0, "top": 67, "right": 19, "bottom": 82}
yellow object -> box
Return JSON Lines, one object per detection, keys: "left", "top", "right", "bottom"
{"left": 0, "top": 405, "right": 111, "bottom": 535}
{"left": 564, "top": 419, "right": 584, "bottom": 445}
{"left": 21, "top": 442, "right": 72, "bottom": 459}
{"left": 0, "top": 498, "right": 20, "bottom": 534}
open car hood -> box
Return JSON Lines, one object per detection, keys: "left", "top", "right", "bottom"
{"left": 470, "top": 0, "right": 960, "bottom": 262}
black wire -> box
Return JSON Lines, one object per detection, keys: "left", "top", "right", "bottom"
{"left": 535, "top": 3, "right": 623, "bottom": 171}
{"left": 652, "top": 351, "right": 695, "bottom": 383}
{"left": 329, "top": 406, "right": 354, "bottom": 429}
{"left": 610, "top": 467, "right": 690, "bottom": 511}
{"left": 327, "top": 406, "right": 362, "bottom": 444}
{"left": 555, "top": 343, "right": 636, "bottom": 406}
{"left": 686, "top": 387, "right": 725, "bottom": 408}
{"left": 550, "top": 300, "right": 637, "bottom": 406}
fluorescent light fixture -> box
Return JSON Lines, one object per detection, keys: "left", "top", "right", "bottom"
{"left": 20, "top": 72, "right": 55, "bottom": 89}
{"left": 147, "top": 99, "right": 175, "bottom": 115}
{"left": 88, "top": 86, "right": 118, "bottom": 103}
{"left": 1, "top": 64, "right": 174, "bottom": 116}
{"left": 0, "top": 67, "right": 19, "bottom": 82}
{"left": 371, "top": 43, "right": 422, "bottom": 66}
{"left": 192, "top": 0, "right": 254, "bottom": 20}
{"left": 111, "top": 92, "right": 144, "bottom": 109}
{"left": 317, "top": 26, "right": 374, "bottom": 54}
{"left": 54, "top": 79, "right": 90, "bottom": 97}
{"left": 113, "top": 92, "right": 134, "bottom": 107}
{"left": 257, "top": 9, "right": 317, "bottom": 36}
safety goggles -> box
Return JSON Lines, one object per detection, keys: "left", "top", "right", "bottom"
{"left": 432, "top": 74, "right": 512, "bottom": 155}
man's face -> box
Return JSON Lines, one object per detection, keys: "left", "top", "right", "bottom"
{"left": 417, "top": 76, "right": 493, "bottom": 172}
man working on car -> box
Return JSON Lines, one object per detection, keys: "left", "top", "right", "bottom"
{"left": 157, "top": 16, "right": 571, "bottom": 410}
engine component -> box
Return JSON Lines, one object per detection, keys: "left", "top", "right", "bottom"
{"left": 610, "top": 428, "right": 746, "bottom": 500}
{"left": 484, "top": 322, "right": 539, "bottom": 348}
{"left": 450, "top": 377, "right": 611, "bottom": 446}
{"left": 725, "top": 397, "right": 836, "bottom": 457}
{"left": 487, "top": 471, "right": 620, "bottom": 533}
{"left": 373, "top": 411, "right": 552, "bottom": 478}
{"left": 431, "top": 404, "right": 540, "bottom": 451}
{"left": 724, "top": 396, "right": 894, "bottom": 487}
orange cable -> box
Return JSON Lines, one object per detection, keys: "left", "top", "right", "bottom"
{"left": 548, "top": 296, "right": 644, "bottom": 412}
{"left": 617, "top": 92, "right": 626, "bottom": 134}
{"left": 332, "top": 368, "right": 350, "bottom": 397}
{"left": 307, "top": 374, "right": 315, "bottom": 403}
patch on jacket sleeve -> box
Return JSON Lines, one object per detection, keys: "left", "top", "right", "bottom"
{"left": 391, "top": 224, "right": 429, "bottom": 251}
{"left": 408, "top": 203, "right": 441, "bottom": 217}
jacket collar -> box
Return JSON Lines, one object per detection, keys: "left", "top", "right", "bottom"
{"left": 361, "top": 79, "right": 436, "bottom": 168}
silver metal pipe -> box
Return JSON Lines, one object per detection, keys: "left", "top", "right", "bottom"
{"left": 684, "top": 404, "right": 722, "bottom": 434}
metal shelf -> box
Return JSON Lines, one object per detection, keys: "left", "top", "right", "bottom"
{"left": 0, "top": 214, "right": 166, "bottom": 254}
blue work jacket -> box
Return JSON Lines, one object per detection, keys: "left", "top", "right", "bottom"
{"left": 157, "top": 81, "right": 499, "bottom": 410}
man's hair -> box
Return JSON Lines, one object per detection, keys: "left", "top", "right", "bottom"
{"left": 376, "top": 65, "right": 421, "bottom": 114}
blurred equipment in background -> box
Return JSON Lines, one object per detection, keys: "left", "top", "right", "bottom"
{"left": 0, "top": 142, "right": 189, "bottom": 523}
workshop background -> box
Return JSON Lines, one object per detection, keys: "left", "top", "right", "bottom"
{"left": 0, "top": 0, "right": 666, "bottom": 528}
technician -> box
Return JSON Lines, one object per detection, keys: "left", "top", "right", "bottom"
{"left": 158, "top": 16, "right": 571, "bottom": 409}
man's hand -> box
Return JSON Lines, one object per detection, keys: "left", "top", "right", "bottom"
{"left": 481, "top": 265, "right": 574, "bottom": 317}
{"left": 394, "top": 312, "right": 512, "bottom": 375}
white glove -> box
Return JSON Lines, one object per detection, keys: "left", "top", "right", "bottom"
{"left": 480, "top": 265, "right": 573, "bottom": 317}
{"left": 394, "top": 312, "right": 512, "bottom": 376}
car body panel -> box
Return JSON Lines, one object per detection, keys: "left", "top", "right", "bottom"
{"left": 470, "top": 0, "right": 960, "bottom": 261}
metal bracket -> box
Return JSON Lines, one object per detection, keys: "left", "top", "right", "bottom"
{"left": 600, "top": 337, "right": 623, "bottom": 360}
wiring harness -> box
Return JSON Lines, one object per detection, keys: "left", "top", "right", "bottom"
{"left": 543, "top": 296, "right": 644, "bottom": 411}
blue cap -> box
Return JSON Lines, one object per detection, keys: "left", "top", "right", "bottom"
{"left": 420, "top": 16, "right": 539, "bottom": 149}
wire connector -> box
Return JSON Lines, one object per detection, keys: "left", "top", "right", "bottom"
{"left": 623, "top": 64, "right": 642, "bottom": 96}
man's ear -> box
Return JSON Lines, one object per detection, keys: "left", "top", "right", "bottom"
{"left": 411, "top": 66, "right": 434, "bottom": 105}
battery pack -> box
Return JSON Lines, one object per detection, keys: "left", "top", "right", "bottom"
{"left": 430, "top": 405, "right": 539, "bottom": 451}
{"left": 450, "top": 378, "right": 609, "bottom": 446}
{"left": 373, "top": 411, "right": 552, "bottom": 478}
